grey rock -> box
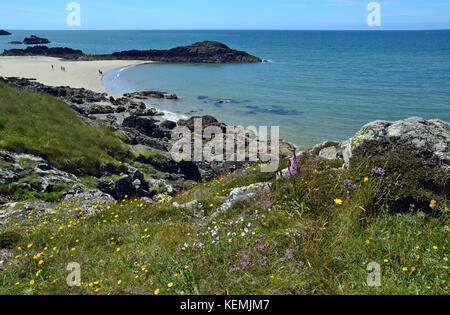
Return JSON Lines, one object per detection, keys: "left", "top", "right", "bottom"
{"left": 63, "top": 184, "right": 115, "bottom": 215}
{"left": 211, "top": 182, "right": 272, "bottom": 218}
{"left": 340, "top": 117, "right": 450, "bottom": 168}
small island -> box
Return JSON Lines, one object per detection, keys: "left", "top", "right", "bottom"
{"left": 8, "top": 35, "right": 51, "bottom": 45}
{"left": 0, "top": 30, "right": 12, "bottom": 35}
{"left": 2, "top": 41, "right": 262, "bottom": 63}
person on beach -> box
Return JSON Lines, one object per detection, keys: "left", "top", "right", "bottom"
{"left": 99, "top": 70, "right": 103, "bottom": 76}
{"left": 51, "top": 65, "right": 54, "bottom": 70}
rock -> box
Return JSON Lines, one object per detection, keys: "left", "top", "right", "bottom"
{"left": 160, "top": 120, "right": 177, "bottom": 130}
{"left": 1, "top": 46, "right": 83, "bottom": 58}
{"left": 122, "top": 116, "right": 165, "bottom": 139}
{"left": 328, "top": 117, "right": 450, "bottom": 169}
{"left": 63, "top": 184, "right": 115, "bottom": 215}
{"left": 177, "top": 115, "right": 223, "bottom": 131}
{"left": 0, "top": 30, "right": 11, "bottom": 36}
{"left": 8, "top": 41, "right": 23, "bottom": 45}
{"left": 139, "top": 197, "right": 154, "bottom": 204}
{"left": 130, "top": 107, "right": 158, "bottom": 116}
{"left": 85, "top": 104, "right": 115, "bottom": 115}
{"left": 173, "top": 200, "right": 206, "bottom": 224}
{"left": 23, "top": 35, "right": 51, "bottom": 45}
{"left": 115, "top": 176, "right": 136, "bottom": 199}
{"left": 211, "top": 182, "right": 272, "bottom": 218}
{"left": 0, "top": 169, "right": 19, "bottom": 185}
{"left": 148, "top": 179, "right": 174, "bottom": 196}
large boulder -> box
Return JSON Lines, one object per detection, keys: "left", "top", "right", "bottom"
{"left": 122, "top": 116, "right": 165, "bottom": 139}
{"left": 317, "top": 117, "right": 450, "bottom": 169}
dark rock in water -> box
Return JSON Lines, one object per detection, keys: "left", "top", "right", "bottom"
{"left": 178, "top": 115, "right": 225, "bottom": 131}
{"left": 160, "top": 120, "right": 177, "bottom": 130}
{"left": 8, "top": 41, "right": 23, "bottom": 45}
{"left": 0, "top": 30, "right": 11, "bottom": 35}
{"left": 2, "top": 41, "right": 261, "bottom": 64}
{"left": 122, "top": 116, "right": 165, "bottom": 139}
{"left": 23, "top": 35, "right": 51, "bottom": 45}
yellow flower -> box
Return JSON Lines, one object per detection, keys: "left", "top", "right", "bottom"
{"left": 168, "top": 282, "right": 173, "bottom": 288}
{"left": 29, "top": 279, "right": 35, "bottom": 285}
{"left": 269, "top": 275, "right": 275, "bottom": 279}
{"left": 181, "top": 247, "right": 186, "bottom": 251}
{"left": 384, "top": 259, "right": 389, "bottom": 263}
{"left": 154, "top": 288, "right": 160, "bottom": 295}
{"left": 38, "top": 260, "right": 44, "bottom": 265}
{"left": 402, "top": 267, "right": 408, "bottom": 271}
{"left": 429, "top": 199, "right": 437, "bottom": 209}
{"left": 117, "top": 280, "right": 122, "bottom": 285}
{"left": 27, "top": 243, "right": 33, "bottom": 248}
{"left": 71, "top": 247, "right": 76, "bottom": 251}
{"left": 365, "top": 240, "right": 371, "bottom": 245}
{"left": 334, "top": 198, "right": 343, "bottom": 205}
{"left": 364, "top": 177, "right": 369, "bottom": 183}
{"left": 116, "top": 248, "right": 121, "bottom": 252}
{"left": 433, "top": 246, "right": 438, "bottom": 250}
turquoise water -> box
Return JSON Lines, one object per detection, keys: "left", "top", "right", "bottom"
{"left": 2, "top": 30, "right": 450, "bottom": 147}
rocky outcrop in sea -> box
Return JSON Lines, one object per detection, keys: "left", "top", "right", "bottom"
{"left": 0, "top": 30, "right": 11, "bottom": 36}
{"left": 1, "top": 41, "right": 262, "bottom": 63}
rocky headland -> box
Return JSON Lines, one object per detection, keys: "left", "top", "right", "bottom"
{"left": 1, "top": 41, "right": 262, "bottom": 63}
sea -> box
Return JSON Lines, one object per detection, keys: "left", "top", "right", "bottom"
{"left": 1, "top": 30, "right": 449, "bottom": 148}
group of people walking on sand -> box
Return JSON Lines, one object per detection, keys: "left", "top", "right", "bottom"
{"left": 51, "top": 65, "right": 66, "bottom": 72}
{"left": 49, "top": 64, "right": 104, "bottom": 76}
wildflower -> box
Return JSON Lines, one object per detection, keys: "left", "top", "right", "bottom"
{"left": 371, "top": 167, "right": 385, "bottom": 176}
{"left": 38, "top": 260, "right": 44, "bottom": 265}
{"left": 117, "top": 280, "right": 122, "bottom": 285}
{"left": 433, "top": 246, "right": 438, "bottom": 250}
{"left": 168, "top": 282, "right": 173, "bottom": 288}
{"left": 154, "top": 288, "right": 160, "bottom": 295}
{"left": 27, "top": 243, "right": 33, "bottom": 248}
{"left": 384, "top": 259, "right": 389, "bottom": 263}
{"left": 429, "top": 200, "right": 437, "bottom": 209}
{"left": 30, "top": 279, "right": 35, "bottom": 285}
{"left": 364, "top": 177, "right": 369, "bottom": 183}
{"left": 116, "top": 248, "right": 121, "bottom": 252}
{"left": 334, "top": 198, "right": 343, "bottom": 205}
{"left": 402, "top": 267, "right": 408, "bottom": 271}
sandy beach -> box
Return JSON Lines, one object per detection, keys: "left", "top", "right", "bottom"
{"left": 0, "top": 56, "right": 147, "bottom": 95}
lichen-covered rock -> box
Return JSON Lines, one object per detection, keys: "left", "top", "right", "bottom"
{"left": 211, "top": 182, "right": 272, "bottom": 218}
{"left": 317, "top": 117, "right": 450, "bottom": 169}
{"left": 63, "top": 184, "right": 115, "bottom": 215}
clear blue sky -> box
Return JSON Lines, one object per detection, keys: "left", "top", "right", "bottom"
{"left": 1, "top": 0, "right": 450, "bottom": 30}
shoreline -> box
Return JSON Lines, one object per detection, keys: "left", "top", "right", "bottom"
{"left": 0, "top": 56, "right": 148, "bottom": 96}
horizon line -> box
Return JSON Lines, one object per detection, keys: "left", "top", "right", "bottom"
{"left": 3, "top": 28, "right": 450, "bottom": 32}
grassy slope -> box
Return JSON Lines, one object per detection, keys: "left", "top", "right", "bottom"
{"left": 0, "top": 82, "right": 129, "bottom": 175}
{"left": 0, "top": 84, "right": 448, "bottom": 295}
{"left": 0, "top": 155, "right": 448, "bottom": 295}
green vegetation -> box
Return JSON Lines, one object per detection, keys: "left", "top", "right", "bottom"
{"left": 0, "top": 82, "right": 131, "bottom": 176}
{"left": 0, "top": 147, "right": 447, "bottom": 295}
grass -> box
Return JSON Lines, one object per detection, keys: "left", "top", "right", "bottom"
{"left": 0, "top": 149, "right": 448, "bottom": 295}
{"left": 0, "top": 82, "right": 131, "bottom": 176}
{"left": 0, "top": 83, "right": 447, "bottom": 295}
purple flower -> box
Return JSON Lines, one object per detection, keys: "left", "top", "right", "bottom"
{"left": 371, "top": 166, "right": 386, "bottom": 176}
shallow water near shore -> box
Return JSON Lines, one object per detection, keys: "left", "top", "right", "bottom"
{"left": 2, "top": 30, "right": 450, "bottom": 148}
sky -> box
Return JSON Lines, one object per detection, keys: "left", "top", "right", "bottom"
{"left": 1, "top": 0, "right": 450, "bottom": 30}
